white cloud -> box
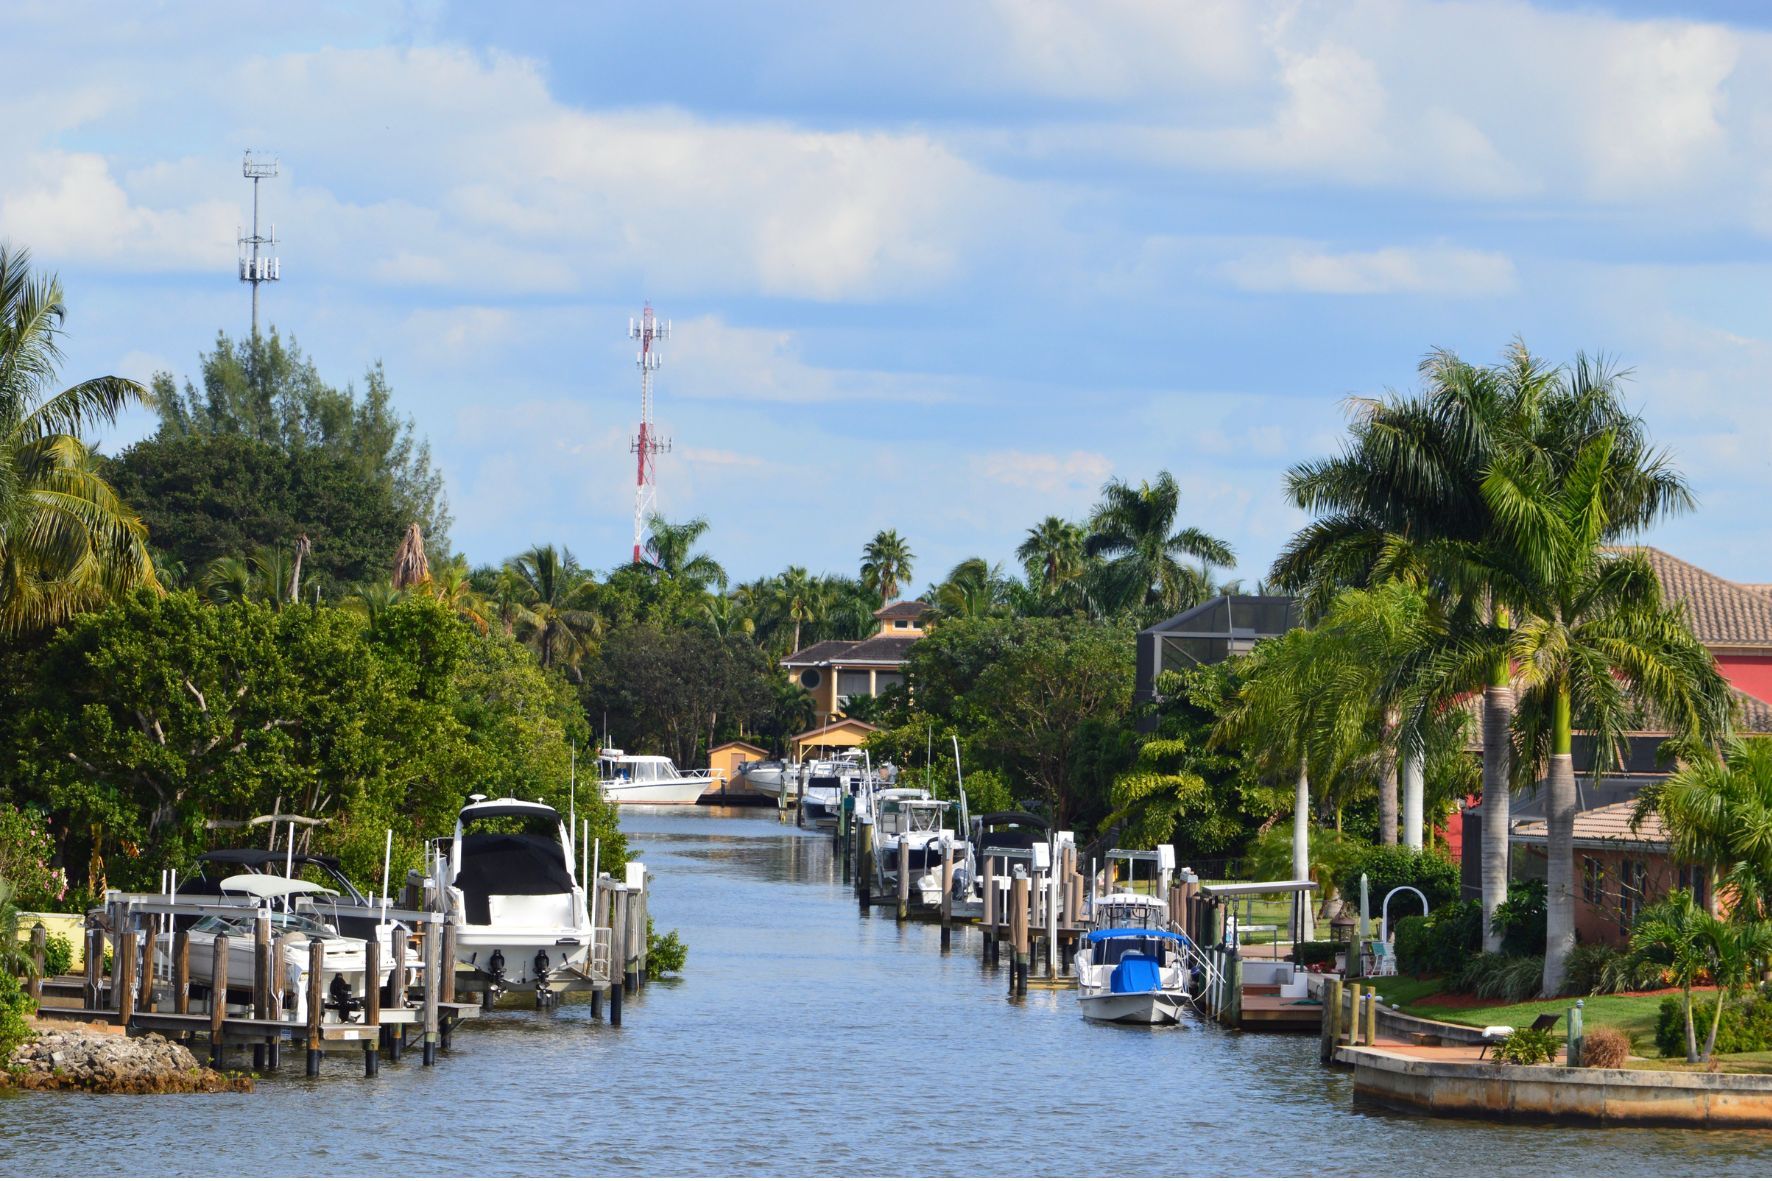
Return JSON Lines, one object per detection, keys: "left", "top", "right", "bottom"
{"left": 1220, "top": 242, "right": 1516, "bottom": 295}
{"left": 979, "top": 449, "right": 1113, "bottom": 495}
{"left": 0, "top": 151, "right": 236, "bottom": 270}
{"left": 668, "top": 315, "right": 960, "bottom": 404}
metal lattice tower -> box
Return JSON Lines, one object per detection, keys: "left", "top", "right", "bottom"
{"left": 629, "top": 304, "right": 672, "bottom": 564}
{"left": 238, "top": 151, "right": 281, "bottom": 338}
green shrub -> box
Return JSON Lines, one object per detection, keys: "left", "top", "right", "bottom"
{"left": 1560, "top": 942, "right": 1664, "bottom": 996}
{"left": 1289, "top": 940, "right": 1343, "bottom": 967}
{"left": 1337, "top": 846, "right": 1460, "bottom": 912}
{"left": 1494, "top": 1026, "right": 1560, "bottom": 1066}
{"left": 645, "top": 917, "right": 687, "bottom": 980}
{"left": 1395, "top": 900, "right": 1482, "bottom": 976}
{"left": 41, "top": 932, "right": 72, "bottom": 978}
{"left": 1582, "top": 1026, "right": 1632, "bottom": 1069}
{"left": 1655, "top": 988, "right": 1772, "bottom": 1057}
{"left": 1450, "top": 952, "right": 1545, "bottom": 1002}
{"left": 1492, "top": 878, "right": 1547, "bottom": 957}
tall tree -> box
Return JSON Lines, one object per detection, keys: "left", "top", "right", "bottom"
{"left": 0, "top": 244, "right": 158, "bottom": 635}
{"left": 1085, "top": 471, "right": 1234, "bottom": 620}
{"left": 645, "top": 514, "right": 726, "bottom": 593}
{"left": 1642, "top": 737, "right": 1772, "bottom": 924}
{"left": 1017, "top": 516, "right": 1086, "bottom": 598}
{"left": 860, "top": 529, "right": 915, "bottom": 604}
{"left": 506, "top": 545, "right": 601, "bottom": 673}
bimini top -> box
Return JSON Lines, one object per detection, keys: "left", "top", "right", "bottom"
{"left": 460, "top": 797, "right": 560, "bottom": 823}
{"left": 217, "top": 873, "right": 340, "bottom": 900}
{"left": 1086, "top": 927, "right": 1186, "bottom": 943}
{"left": 977, "top": 811, "right": 1048, "bottom": 830}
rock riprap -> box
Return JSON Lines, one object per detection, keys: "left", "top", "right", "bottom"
{"left": 9, "top": 1030, "right": 253, "bottom": 1093}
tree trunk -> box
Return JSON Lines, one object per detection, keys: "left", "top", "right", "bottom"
{"left": 1401, "top": 749, "right": 1424, "bottom": 851}
{"left": 1481, "top": 684, "right": 1515, "bottom": 954}
{"left": 1704, "top": 987, "right": 1727, "bottom": 1061}
{"left": 1684, "top": 983, "right": 1700, "bottom": 1063}
{"left": 1542, "top": 751, "right": 1577, "bottom": 996}
{"left": 1378, "top": 754, "right": 1399, "bottom": 847}
{"left": 1293, "top": 761, "right": 1313, "bottom": 942}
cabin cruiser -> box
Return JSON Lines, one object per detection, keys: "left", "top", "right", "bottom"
{"left": 179, "top": 848, "right": 382, "bottom": 940}
{"left": 966, "top": 810, "right": 1051, "bottom": 902}
{"left": 433, "top": 795, "right": 596, "bottom": 1000}
{"left": 1074, "top": 893, "right": 1192, "bottom": 1025}
{"left": 599, "top": 749, "right": 719, "bottom": 805}
{"left": 738, "top": 758, "right": 799, "bottom": 796}
{"left": 153, "top": 874, "right": 395, "bottom": 1022}
{"left": 870, "top": 791, "right": 971, "bottom": 908}
{"left": 797, "top": 751, "right": 864, "bottom": 828}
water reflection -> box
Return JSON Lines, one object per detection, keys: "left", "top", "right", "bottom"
{"left": 4, "top": 807, "right": 1772, "bottom": 1176}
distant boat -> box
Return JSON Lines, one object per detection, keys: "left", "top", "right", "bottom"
{"left": 797, "top": 751, "right": 863, "bottom": 828}
{"left": 1074, "top": 893, "right": 1192, "bottom": 1025}
{"left": 738, "top": 758, "right": 799, "bottom": 796}
{"left": 869, "top": 790, "right": 970, "bottom": 908}
{"left": 598, "top": 749, "right": 720, "bottom": 805}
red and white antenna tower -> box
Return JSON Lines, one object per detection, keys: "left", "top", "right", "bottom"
{"left": 628, "top": 304, "right": 671, "bottom": 564}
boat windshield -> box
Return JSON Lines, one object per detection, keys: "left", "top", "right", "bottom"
{"left": 1093, "top": 934, "right": 1170, "bottom": 966}
{"left": 878, "top": 801, "right": 944, "bottom": 836}
{"left": 604, "top": 758, "right": 681, "bottom": 784}
{"left": 191, "top": 910, "right": 337, "bottom": 938}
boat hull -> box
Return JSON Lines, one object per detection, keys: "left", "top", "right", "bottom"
{"left": 1078, "top": 989, "right": 1188, "bottom": 1025}
{"left": 602, "top": 776, "right": 717, "bottom": 805}
{"left": 453, "top": 928, "right": 596, "bottom": 994}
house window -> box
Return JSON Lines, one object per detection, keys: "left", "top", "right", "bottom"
{"left": 1677, "top": 864, "right": 1709, "bottom": 910}
{"left": 1619, "top": 859, "right": 1648, "bottom": 934}
{"left": 800, "top": 669, "right": 821, "bottom": 689}
{"left": 873, "top": 671, "right": 904, "bottom": 694}
{"left": 1582, "top": 857, "right": 1603, "bottom": 905}
{"left": 894, "top": 619, "right": 910, "bottom": 630}
{"left": 837, "top": 670, "right": 872, "bottom": 698}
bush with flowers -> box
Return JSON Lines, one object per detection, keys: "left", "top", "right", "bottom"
{"left": 0, "top": 805, "right": 69, "bottom": 912}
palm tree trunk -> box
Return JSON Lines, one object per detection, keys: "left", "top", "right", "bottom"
{"left": 1378, "top": 755, "right": 1399, "bottom": 846}
{"left": 1542, "top": 685, "right": 1576, "bottom": 997}
{"left": 1684, "top": 982, "right": 1699, "bottom": 1063}
{"left": 1402, "top": 749, "right": 1424, "bottom": 850}
{"left": 1704, "top": 987, "right": 1727, "bottom": 1060}
{"left": 1481, "top": 683, "right": 1515, "bottom": 953}
{"left": 1293, "top": 761, "right": 1313, "bottom": 941}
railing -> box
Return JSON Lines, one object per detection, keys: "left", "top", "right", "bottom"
{"left": 588, "top": 927, "right": 613, "bottom": 979}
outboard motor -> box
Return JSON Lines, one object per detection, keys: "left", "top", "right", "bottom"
{"left": 533, "top": 948, "right": 554, "bottom": 1009}
{"left": 328, "top": 973, "right": 362, "bottom": 1021}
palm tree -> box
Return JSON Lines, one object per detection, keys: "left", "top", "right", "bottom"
{"left": 645, "top": 515, "right": 726, "bottom": 592}
{"left": 930, "top": 557, "right": 1010, "bottom": 621}
{"left": 420, "top": 555, "right": 491, "bottom": 634}
{"left": 1643, "top": 737, "right": 1772, "bottom": 923}
{"left": 506, "top": 544, "right": 601, "bottom": 672}
{"left": 0, "top": 244, "right": 158, "bottom": 634}
{"left": 1480, "top": 431, "right": 1730, "bottom": 995}
{"left": 199, "top": 556, "right": 255, "bottom": 605}
{"left": 1631, "top": 889, "right": 1718, "bottom": 1063}
{"left": 777, "top": 566, "right": 818, "bottom": 654}
{"left": 860, "top": 529, "right": 914, "bottom": 604}
{"left": 1017, "top": 516, "right": 1086, "bottom": 597}
{"left": 1085, "top": 471, "right": 1234, "bottom": 619}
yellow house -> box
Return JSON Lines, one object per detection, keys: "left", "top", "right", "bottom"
{"left": 780, "top": 599, "right": 930, "bottom": 723}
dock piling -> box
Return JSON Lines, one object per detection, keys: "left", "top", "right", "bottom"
{"left": 422, "top": 922, "right": 440, "bottom": 1066}
{"left": 83, "top": 926, "right": 102, "bottom": 1010}
{"left": 209, "top": 935, "right": 229, "bottom": 1069}
{"left": 26, "top": 923, "right": 45, "bottom": 1006}
{"left": 253, "top": 915, "right": 271, "bottom": 1070}
{"left": 173, "top": 929, "right": 190, "bottom": 1016}
{"left": 1010, "top": 872, "right": 1030, "bottom": 998}
{"left": 305, "top": 936, "right": 324, "bottom": 1077}
{"left": 364, "top": 935, "right": 381, "bottom": 1077}
{"left": 939, "top": 837, "right": 954, "bottom": 952}
{"left": 857, "top": 819, "right": 873, "bottom": 908}
{"left": 896, "top": 838, "right": 911, "bottom": 922}
{"left": 981, "top": 855, "right": 997, "bottom": 967}
{"left": 138, "top": 914, "right": 159, "bottom": 1014}
{"left": 440, "top": 919, "right": 457, "bottom": 1049}
{"left": 115, "top": 930, "right": 136, "bottom": 1027}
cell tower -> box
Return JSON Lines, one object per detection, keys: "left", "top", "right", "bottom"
{"left": 237, "top": 151, "right": 281, "bottom": 338}
{"left": 628, "top": 304, "right": 672, "bottom": 565}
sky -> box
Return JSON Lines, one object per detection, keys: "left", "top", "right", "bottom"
{"left": 9, "top": 0, "right": 1772, "bottom": 589}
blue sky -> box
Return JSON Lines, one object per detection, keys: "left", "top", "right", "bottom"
{"left": 10, "top": 0, "right": 1772, "bottom": 589}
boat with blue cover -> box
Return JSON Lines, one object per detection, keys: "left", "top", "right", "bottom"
{"left": 1074, "top": 894, "right": 1193, "bottom": 1024}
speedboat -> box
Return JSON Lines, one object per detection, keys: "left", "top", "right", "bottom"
{"left": 798, "top": 753, "right": 863, "bottom": 828}
{"left": 179, "top": 848, "right": 384, "bottom": 941}
{"left": 153, "top": 875, "right": 395, "bottom": 1022}
{"left": 966, "top": 810, "right": 1050, "bottom": 902}
{"left": 435, "top": 795, "right": 597, "bottom": 1000}
{"left": 599, "top": 749, "right": 719, "bottom": 805}
{"left": 739, "top": 758, "right": 799, "bottom": 796}
{"left": 871, "top": 791, "right": 971, "bottom": 908}
{"left": 1074, "top": 893, "right": 1192, "bottom": 1025}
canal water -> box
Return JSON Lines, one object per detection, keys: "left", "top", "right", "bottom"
{"left": 6, "top": 808, "right": 1772, "bottom": 1176}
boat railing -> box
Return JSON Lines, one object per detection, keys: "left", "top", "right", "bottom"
{"left": 589, "top": 926, "right": 614, "bottom": 978}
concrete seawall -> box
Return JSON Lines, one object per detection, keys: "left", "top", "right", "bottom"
{"left": 1338, "top": 1045, "right": 1772, "bottom": 1127}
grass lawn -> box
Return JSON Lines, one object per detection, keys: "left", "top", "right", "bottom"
{"left": 1376, "top": 974, "right": 1709, "bottom": 1052}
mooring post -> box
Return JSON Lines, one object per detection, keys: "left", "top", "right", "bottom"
{"left": 1567, "top": 999, "right": 1584, "bottom": 1066}
{"left": 940, "top": 837, "right": 954, "bottom": 952}
{"left": 386, "top": 926, "right": 406, "bottom": 1062}
{"left": 306, "top": 936, "right": 325, "bottom": 1077}
{"left": 896, "top": 838, "right": 911, "bottom": 923}
{"left": 1346, "top": 981, "right": 1363, "bottom": 1046}
{"left": 138, "top": 914, "right": 159, "bottom": 1015}
{"left": 1363, "top": 986, "right": 1378, "bottom": 1046}
{"left": 115, "top": 930, "right": 137, "bottom": 1029}
{"left": 422, "top": 921, "right": 440, "bottom": 1066}
{"left": 1224, "top": 948, "right": 1243, "bottom": 1028}
{"left": 1321, "top": 978, "right": 1343, "bottom": 1062}
{"left": 269, "top": 933, "right": 292, "bottom": 1069}
{"left": 440, "top": 919, "right": 457, "bottom": 1049}
{"left": 1010, "top": 872, "right": 1031, "bottom": 998}
{"left": 209, "top": 935, "right": 229, "bottom": 1070}
{"left": 857, "top": 819, "right": 873, "bottom": 908}
{"left": 981, "top": 855, "right": 997, "bottom": 966}
{"left": 173, "top": 929, "right": 191, "bottom": 1016}
{"left": 83, "top": 925, "right": 102, "bottom": 1010}
{"left": 609, "top": 887, "right": 626, "bottom": 1026}
{"left": 363, "top": 935, "right": 381, "bottom": 1078}
{"left": 26, "top": 923, "right": 45, "bottom": 1006}
{"left": 253, "top": 915, "right": 271, "bottom": 1071}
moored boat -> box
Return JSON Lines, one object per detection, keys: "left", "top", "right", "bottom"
{"left": 1074, "top": 892, "right": 1193, "bottom": 1025}
{"left": 599, "top": 749, "right": 721, "bottom": 805}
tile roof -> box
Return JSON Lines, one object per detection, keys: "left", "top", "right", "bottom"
{"left": 1510, "top": 799, "right": 1668, "bottom": 850}
{"left": 1737, "top": 689, "right": 1772, "bottom": 734}
{"left": 780, "top": 639, "right": 861, "bottom": 666}
{"left": 1608, "top": 546, "right": 1772, "bottom": 648}
{"left": 874, "top": 599, "right": 932, "bottom": 620}
{"left": 838, "top": 634, "right": 920, "bottom": 663}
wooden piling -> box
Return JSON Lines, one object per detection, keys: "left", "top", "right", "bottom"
{"left": 609, "top": 888, "right": 626, "bottom": 1026}
{"left": 138, "top": 915, "right": 159, "bottom": 1014}
{"left": 115, "top": 930, "right": 137, "bottom": 1027}
{"left": 364, "top": 935, "right": 381, "bottom": 1077}
{"left": 981, "top": 855, "right": 997, "bottom": 966}
{"left": 857, "top": 820, "right": 873, "bottom": 907}
{"left": 1363, "top": 987, "right": 1378, "bottom": 1047}
{"left": 306, "top": 936, "right": 325, "bottom": 1076}
{"left": 422, "top": 922, "right": 440, "bottom": 1066}
{"left": 26, "top": 924, "right": 45, "bottom": 1005}
{"left": 253, "top": 916, "right": 271, "bottom": 1070}
{"left": 1010, "top": 873, "right": 1031, "bottom": 998}
{"left": 1223, "top": 949, "right": 1243, "bottom": 1028}
{"left": 896, "top": 838, "right": 911, "bottom": 922}
{"left": 1321, "top": 978, "right": 1343, "bottom": 1061}
{"left": 83, "top": 925, "right": 102, "bottom": 1010}
{"left": 173, "top": 929, "right": 191, "bottom": 1016}
{"left": 209, "top": 935, "right": 229, "bottom": 1069}
{"left": 1346, "top": 981, "right": 1363, "bottom": 1046}
{"left": 939, "top": 838, "right": 954, "bottom": 952}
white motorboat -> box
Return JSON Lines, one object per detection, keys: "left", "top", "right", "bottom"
{"left": 870, "top": 791, "right": 971, "bottom": 908}
{"left": 436, "top": 796, "right": 598, "bottom": 998}
{"left": 797, "top": 752, "right": 863, "bottom": 828}
{"left": 738, "top": 758, "right": 799, "bottom": 796}
{"left": 153, "top": 876, "right": 395, "bottom": 1021}
{"left": 1074, "top": 893, "right": 1193, "bottom": 1025}
{"left": 599, "top": 749, "right": 720, "bottom": 805}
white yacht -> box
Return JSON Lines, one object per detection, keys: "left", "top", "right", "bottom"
{"left": 435, "top": 796, "right": 598, "bottom": 999}
{"left": 738, "top": 758, "right": 799, "bottom": 796}
{"left": 870, "top": 791, "right": 970, "bottom": 908}
{"left": 599, "top": 749, "right": 720, "bottom": 805}
{"left": 1074, "top": 893, "right": 1193, "bottom": 1025}
{"left": 797, "top": 751, "right": 863, "bottom": 828}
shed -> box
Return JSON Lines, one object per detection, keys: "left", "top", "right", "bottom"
{"left": 790, "top": 718, "right": 879, "bottom": 761}
{"left": 708, "top": 740, "right": 770, "bottom": 787}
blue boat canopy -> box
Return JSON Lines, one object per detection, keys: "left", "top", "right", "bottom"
{"left": 1086, "top": 927, "right": 1185, "bottom": 943}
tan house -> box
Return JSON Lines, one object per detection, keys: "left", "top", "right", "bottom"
{"left": 781, "top": 599, "right": 931, "bottom": 723}
{"left": 789, "top": 718, "right": 880, "bottom": 762}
